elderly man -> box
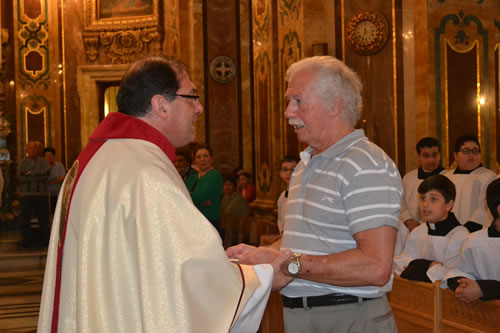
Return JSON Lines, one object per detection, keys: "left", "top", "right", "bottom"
{"left": 443, "top": 134, "right": 496, "bottom": 232}
{"left": 38, "top": 56, "right": 292, "bottom": 332}
{"left": 17, "top": 140, "right": 49, "bottom": 248}
{"left": 228, "top": 56, "right": 402, "bottom": 332}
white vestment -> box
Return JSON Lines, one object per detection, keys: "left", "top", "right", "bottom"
{"left": 443, "top": 167, "right": 496, "bottom": 227}
{"left": 394, "top": 222, "right": 469, "bottom": 283}
{"left": 442, "top": 228, "right": 500, "bottom": 287}
{"left": 38, "top": 113, "right": 272, "bottom": 332}
{"left": 399, "top": 169, "right": 422, "bottom": 224}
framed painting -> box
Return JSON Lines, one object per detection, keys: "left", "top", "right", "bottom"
{"left": 84, "top": 0, "right": 160, "bottom": 31}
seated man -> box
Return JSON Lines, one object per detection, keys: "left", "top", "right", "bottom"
{"left": 395, "top": 175, "right": 469, "bottom": 283}
{"left": 396, "top": 137, "right": 444, "bottom": 255}
{"left": 443, "top": 134, "right": 496, "bottom": 232}
{"left": 443, "top": 178, "right": 500, "bottom": 303}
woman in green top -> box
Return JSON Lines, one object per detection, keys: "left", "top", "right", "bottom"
{"left": 185, "top": 145, "right": 223, "bottom": 234}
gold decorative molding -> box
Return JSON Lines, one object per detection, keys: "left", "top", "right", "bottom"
{"left": 76, "top": 64, "right": 128, "bottom": 148}
{"left": 83, "top": 0, "right": 162, "bottom": 63}
{"left": 443, "top": 39, "right": 480, "bottom": 167}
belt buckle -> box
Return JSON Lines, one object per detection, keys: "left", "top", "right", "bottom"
{"left": 302, "top": 296, "right": 311, "bottom": 310}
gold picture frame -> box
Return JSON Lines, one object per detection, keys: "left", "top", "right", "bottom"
{"left": 82, "top": 0, "right": 161, "bottom": 63}
{"left": 84, "top": 0, "right": 160, "bottom": 32}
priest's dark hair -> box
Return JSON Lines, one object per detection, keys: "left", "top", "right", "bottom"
{"left": 418, "top": 174, "right": 456, "bottom": 203}
{"left": 416, "top": 137, "right": 440, "bottom": 154}
{"left": 116, "top": 56, "right": 187, "bottom": 117}
{"left": 486, "top": 178, "right": 500, "bottom": 219}
{"left": 454, "top": 134, "right": 480, "bottom": 153}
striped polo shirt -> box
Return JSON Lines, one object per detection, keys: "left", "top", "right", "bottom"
{"left": 281, "top": 129, "right": 402, "bottom": 298}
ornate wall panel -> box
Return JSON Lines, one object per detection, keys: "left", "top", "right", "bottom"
{"left": 82, "top": 0, "right": 162, "bottom": 64}
{"left": 278, "top": 1, "right": 302, "bottom": 158}
{"left": 251, "top": 0, "right": 281, "bottom": 213}
{"left": 14, "top": 0, "right": 61, "bottom": 158}
{"left": 496, "top": 45, "right": 499, "bottom": 171}
{"left": 434, "top": 11, "right": 490, "bottom": 167}
{"left": 336, "top": 0, "right": 404, "bottom": 170}
{"left": 203, "top": 0, "right": 241, "bottom": 176}
{"left": 495, "top": 20, "right": 499, "bottom": 172}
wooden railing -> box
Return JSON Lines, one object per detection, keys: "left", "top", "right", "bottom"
{"left": 389, "top": 275, "right": 500, "bottom": 333}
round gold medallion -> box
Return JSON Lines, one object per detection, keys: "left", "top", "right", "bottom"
{"left": 346, "top": 10, "right": 389, "bottom": 56}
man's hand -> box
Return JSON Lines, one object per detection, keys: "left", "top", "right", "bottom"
{"left": 404, "top": 219, "right": 420, "bottom": 232}
{"left": 455, "top": 278, "right": 483, "bottom": 303}
{"left": 271, "top": 249, "right": 294, "bottom": 290}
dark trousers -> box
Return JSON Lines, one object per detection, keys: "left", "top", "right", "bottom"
{"left": 19, "top": 195, "right": 50, "bottom": 247}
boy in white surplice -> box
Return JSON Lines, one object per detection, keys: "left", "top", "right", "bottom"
{"left": 443, "top": 178, "right": 500, "bottom": 302}
{"left": 395, "top": 174, "right": 469, "bottom": 283}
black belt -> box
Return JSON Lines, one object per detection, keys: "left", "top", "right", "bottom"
{"left": 282, "top": 293, "right": 378, "bottom": 309}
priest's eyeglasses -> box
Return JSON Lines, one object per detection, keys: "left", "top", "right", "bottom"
{"left": 162, "top": 93, "right": 200, "bottom": 103}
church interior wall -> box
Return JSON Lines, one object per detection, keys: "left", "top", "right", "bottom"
{"left": 0, "top": 0, "right": 498, "bottom": 213}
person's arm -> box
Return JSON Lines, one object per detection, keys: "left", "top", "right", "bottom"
{"left": 283, "top": 226, "right": 396, "bottom": 287}
{"left": 476, "top": 280, "right": 500, "bottom": 301}
{"left": 48, "top": 164, "right": 66, "bottom": 185}
{"left": 400, "top": 259, "right": 433, "bottom": 282}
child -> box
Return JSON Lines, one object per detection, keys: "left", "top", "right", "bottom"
{"left": 443, "top": 178, "right": 500, "bottom": 302}
{"left": 394, "top": 174, "right": 469, "bottom": 283}
{"left": 277, "top": 155, "right": 300, "bottom": 233}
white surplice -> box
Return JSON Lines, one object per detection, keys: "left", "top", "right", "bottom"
{"left": 394, "top": 222, "right": 469, "bottom": 283}
{"left": 443, "top": 167, "right": 496, "bottom": 227}
{"left": 442, "top": 228, "right": 500, "bottom": 287}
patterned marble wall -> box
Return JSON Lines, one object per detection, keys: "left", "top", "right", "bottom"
{"left": 425, "top": 0, "right": 498, "bottom": 169}
{"left": 204, "top": 0, "right": 242, "bottom": 176}
{"left": 251, "top": 0, "right": 306, "bottom": 215}
{"left": 335, "top": 0, "right": 405, "bottom": 171}
{"left": 13, "top": 0, "right": 62, "bottom": 162}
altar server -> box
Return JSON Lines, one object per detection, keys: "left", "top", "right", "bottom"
{"left": 395, "top": 174, "right": 469, "bottom": 283}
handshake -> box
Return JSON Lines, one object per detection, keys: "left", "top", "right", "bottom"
{"left": 226, "top": 244, "right": 296, "bottom": 291}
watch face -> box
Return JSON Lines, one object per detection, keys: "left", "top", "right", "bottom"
{"left": 288, "top": 262, "right": 299, "bottom": 275}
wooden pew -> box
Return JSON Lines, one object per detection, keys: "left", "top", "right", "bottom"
{"left": 388, "top": 275, "right": 440, "bottom": 332}
{"left": 389, "top": 275, "right": 500, "bottom": 332}
{"left": 440, "top": 288, "right": 500, "bottom": 333}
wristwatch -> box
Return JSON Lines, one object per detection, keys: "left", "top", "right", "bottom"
{"left": 287, "top": 253, "right": 302, "bottom": 277}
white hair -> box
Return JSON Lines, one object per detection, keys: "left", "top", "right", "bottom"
{"left": 285, "top": 56, "right": 363, "bottom": 127}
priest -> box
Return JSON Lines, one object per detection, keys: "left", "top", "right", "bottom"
{"left": 37, "top": 56, "right": 292, "bottom": 332}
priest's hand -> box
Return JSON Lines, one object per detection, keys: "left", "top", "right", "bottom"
{"left": 226, "top": 243, "right": 256, "bottom": 260}
{"left": 271, "top": 249, "right": 294, "bottom": 290}
{"left": 455, "top": 278, "right": 483, "bottom": 303}
{"left": 227, "top": 244, "right": 282, "bottom": 265}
